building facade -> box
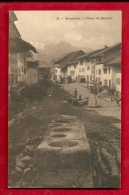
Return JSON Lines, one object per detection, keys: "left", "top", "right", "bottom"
{"left": 92, "top": 43, "right": 121, "bottom": 93}
{"left": 76, "top": 49, "right": 106, "bottom": 84}
{"left": 9, "top": 11, "right": 37, "bottom": 102}
{"left": 76, "top": 43, "right": 121, "bottom": 93}
{"left": 9, "top": 11, "right": 21, "bottom": 91}
{"left": 54, "top": 50, "right": 85, "bottom": 83}
{"left": 17, "top": 53, "right": 27, "bottom": 88}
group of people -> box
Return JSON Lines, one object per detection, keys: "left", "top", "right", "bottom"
{"left": 74, "top": 88, "right": 89, "bottom": 102}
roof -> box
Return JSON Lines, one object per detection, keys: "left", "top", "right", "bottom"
{"left": 26, "top": 51, "right": 33, "bottom": 57}
{"left": 9, "top": 11, "right": 18, "bottom": 23}
{"left": 9, "top": 38, "right": 37, "bottom": 53}
{"left": 101, "top": 50, "right": 121, "bottom": 63}
{"left": 54, "top": 50, "right": 86, "bottom": 68}
{"left": 38, "top": 61, "right": 51, "bottom": 68}
{"left": 91, "top": 42, "right": 121, "bottom": 58}
{"left": 10, "top": 22, "right": 21, "bottom": 38}
{"left": 67, "top": 60, "right": 78, "bottom": 65}
{"left": 54, "top": 51, "right": 72, "bottom": 63}
{"left": 75, "top": 48, "right": 107, "bottom": 60}
{"left": 104, "top": 52, "right": 121, "bottom": 66}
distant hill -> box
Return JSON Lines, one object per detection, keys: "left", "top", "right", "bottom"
{"left": 42, "top": 41, "right": 93, "bottom": 61}
{"left": 31, "top": 41, "right": 93, "bottom": 73}
{"left": 32, "top": 50, "right": 52, "bottom": 64}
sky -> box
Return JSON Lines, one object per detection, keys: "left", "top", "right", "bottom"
{"left": 14, "top": 11, "right": 122, "bottom": 50}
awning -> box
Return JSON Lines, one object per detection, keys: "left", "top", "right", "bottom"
{"left": 9, "top": 38, "right": 37, "bottom": 53}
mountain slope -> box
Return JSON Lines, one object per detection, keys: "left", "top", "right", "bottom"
{"left": 42, "top": 41, "right": 93, "bottom": 61}
{"left": 31, "top": 41, "right": 93, "bottom": 72}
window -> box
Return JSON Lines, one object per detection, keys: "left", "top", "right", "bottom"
{"left": 98, "top": 69, "right": 101, "bottom": 75}
{"left": 116, "top": 78, "right": 120, "bottom": 85}
{"left": 87, "top": 75, "right": 89, "bottom": 82}
{"left": 74, "top": 65, "right": 76, "bottom": 69}
{"left": 96, "top": 78, "right": 97, "bottom": 83}
{"left": 98, "top": 78, "right": 101, "bottom": 83}
{"left": 87, "top": 58, "right": 90, "bottom": 62}
{"left": 104, "top": 79, "right": 108, "bottom": 85}
{"left": 109, "top": 67, "right": 110, "bottom": 74}
{"left": 70, "top": 71, "right": 75, "bottom": 75}
{"left": 22, "top": 66, "right": 24, "bottom": 72}
{"left": 82, "top": 68, "right": 84, "bottom": 72}
{"left": 79, "top": 68, "right": 81, "bottom": 72}
{"left": 104, "top": 68, "right": 107, "bottom": 74}
{"left": 80, "top": 60, "right": 83, "bottom": 65}
{"left": 90, "top": 75, "right": 92, "bottom": 81}
{"left": 87, "top": 66, "right": 90, "bottom": 71}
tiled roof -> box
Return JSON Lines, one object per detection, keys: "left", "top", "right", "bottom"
{"left": 54, "top": 50, "right": 85, "bottom": 68}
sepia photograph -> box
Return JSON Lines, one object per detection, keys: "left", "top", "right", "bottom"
{"left": 8, "top": 11, "right": 121, "bottom": 188}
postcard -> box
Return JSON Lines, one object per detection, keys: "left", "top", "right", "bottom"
{"left": 8, "top": 10, "right": 121, "bottom": 188}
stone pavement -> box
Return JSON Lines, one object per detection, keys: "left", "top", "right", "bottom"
{"left": 36, "top": 115, "right": 93, "bottom": 188}
{"left": 61, "top": 83, "right": 121, "bottom": 121}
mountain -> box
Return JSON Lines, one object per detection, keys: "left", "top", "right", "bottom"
{"left": 35, "top": 49, "right": 53, "bottom": 64}
{"left": 32, "top": 41, "right": 93, "bottom": 73}
{"left": 42, "top": 41, "right": 76, "bottom": 60}
{"left": 81, "top": 47, "right": 94, "bottom": 53}
{"left": 42, "top": 41, "right": 93, "bottom": 61}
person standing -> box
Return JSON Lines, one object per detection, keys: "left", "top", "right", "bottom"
{"left": 74, "top": 88, "right": 77, "bottom": 99}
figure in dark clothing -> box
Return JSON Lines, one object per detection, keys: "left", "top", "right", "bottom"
{"left": 79, "top": 95, "right": 81, "bottom": 99}
{"left": 74, "top": 88, "right": 77, "bottom": 99}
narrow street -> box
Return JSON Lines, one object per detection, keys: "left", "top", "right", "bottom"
{"left": 9, "top": 82, "right": 120, "bottom": 188}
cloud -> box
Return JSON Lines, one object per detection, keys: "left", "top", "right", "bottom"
{"left": 64, "top": 32, "right": 82, "bottom": 42}
{"left": 15, "top": 11, "right": 122, "bottom": 49}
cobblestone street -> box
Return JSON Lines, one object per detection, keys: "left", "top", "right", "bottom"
{"left": 62, "top": 83, "right": 121, "bottom": 123}
{"left": 8, "top": 82, "right": 121, "bottom": 188}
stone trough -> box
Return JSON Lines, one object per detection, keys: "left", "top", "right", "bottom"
{"left": 35, "top": 115, "right": 93, "bottom": 188}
